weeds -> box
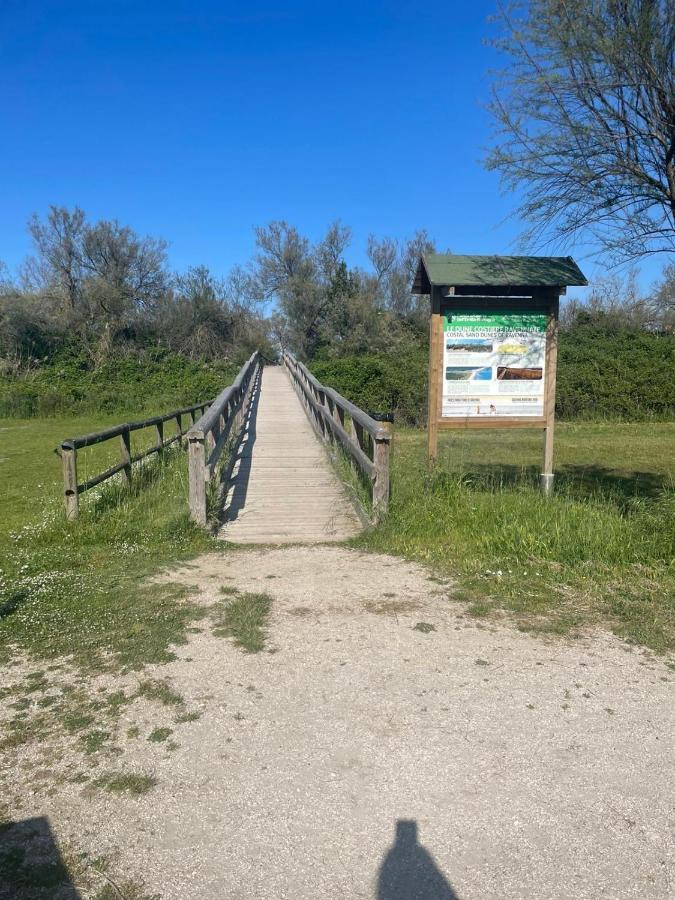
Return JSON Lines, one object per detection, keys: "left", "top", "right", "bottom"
{"left": 93, "top": 772, "right": 157, "bottom": 795}
{"left": 0, "top": 438, "right": 217, "bottom": 671}
{"left": 136, "top": 679, "right": 183, "bottom": 707}
{"left": 148, "top": 727, "right": 173, "bottom": 743}
{"left": 213, "top": 592, "right": 273, "bottom": 652}
{"left": 357, "top": 426, "right": 675, "bottom": 652}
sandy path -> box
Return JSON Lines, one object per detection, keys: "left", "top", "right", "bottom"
{"left": 3, "top": 546, "right": 674, "bottom": 899}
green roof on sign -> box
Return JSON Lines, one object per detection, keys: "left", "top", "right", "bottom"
{"left": 412, "top": 254, "right": 587, "bottom": 293}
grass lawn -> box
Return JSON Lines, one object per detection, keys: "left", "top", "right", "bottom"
{"left": 0, "top": 415, "right": 216, "bottom": 671}
{"left": 1, "top": 415, "right": 673, "bottom": 665}
{"left": 356, "top": 423, "right": 675, "bottom": 653}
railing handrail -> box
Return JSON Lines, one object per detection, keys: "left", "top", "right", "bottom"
{"left": 281, "top": 350, "right": 391, "bottom": 521}
{"left": 187, "top": 352, "right": 258, "bottom": 440}
{"left": 60, "top": 400, "right": 213, "bottom": 451}
{"left": 284, "top": 354, "right": 391, "bottom": 443}
{"left": 187, "top": 351, "right": 262, "bottom": 525}
{"left": 58, "top": 397, "right": 215, "bottom": 520}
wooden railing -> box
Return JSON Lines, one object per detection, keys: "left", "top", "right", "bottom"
{"left": 281, "top": 351, "right": 391, "bottom": 521}
{"left": 59, "top": 399, "right": 213, "bottom": 520}
{"left": 187, "top": 351, "right": 261, "bottom": 525}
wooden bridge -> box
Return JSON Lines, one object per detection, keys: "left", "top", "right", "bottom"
{"left": 59, "top": 353, "right": 391, "bottom": 543}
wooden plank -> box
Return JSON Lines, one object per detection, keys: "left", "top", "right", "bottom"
{"left": 62, "top": 399, "right": 215, "bottom": 449}
{"left": 427, "top": 286, "right": 443, "bottom": 459}
{"left": 220, "top": 367, "right": 361, "bottom": 544}
{"left": 286, "top": 353, "right": 390, "bottom": 440}
{"left": 437, "top": 417, "right": 547, "bottom": 430}
{"left": 62, "top": 447, "right": 79, "bottom": 520}
{"left": 119, "top": 427, "right": 132, "bottom": 486}
{"left": 372, "top": 437, "right": 390, "bottom": 521}
{"left": 188, "top": 436, "right": 207, "bottom": 526}
{"left": 78, "top": 460, "right": 128, "bottom": 493}
{"left": 541, "top": 295, "right": 560, "bottom": 494}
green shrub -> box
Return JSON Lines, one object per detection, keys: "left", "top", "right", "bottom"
{"left": 309, "top": 319, "right": 674, "bottom": 424}
{"left": 310, "top": 348, "right": 428, "bottom": 425}
{"left": 556, "top": 317, "right": 674, "bottom": 420}
{"left": 0, "top": 346, "right": 239, "bottom": 418}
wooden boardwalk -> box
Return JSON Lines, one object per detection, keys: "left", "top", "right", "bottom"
{"left": 218, "top": 367, "right": 361, "bottom": 544}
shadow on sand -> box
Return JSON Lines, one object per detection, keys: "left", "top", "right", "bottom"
{"left": 0, "top": 816, "right": 82, "bottom": 899}
{"left": 378, "top": 820, "right": 458, "bottom": 899}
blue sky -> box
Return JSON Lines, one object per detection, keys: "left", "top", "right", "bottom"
{"left": 0, "top": 0, "right": 666, "bottom": 294}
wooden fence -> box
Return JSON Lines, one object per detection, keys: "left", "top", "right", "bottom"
{"left": 281, "top": 351, "right": 391, "bottom": 521}
{"left": 187, "top": 351, "right": 261, "bottom": 525}
{"left": 59, "top": 399, "right": 214, "bottom": 520}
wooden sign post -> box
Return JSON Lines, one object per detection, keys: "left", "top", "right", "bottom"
{"left": 413, "top": 255, "right": 587, "bottom": 494}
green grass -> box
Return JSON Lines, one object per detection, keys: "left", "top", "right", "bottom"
{"left": 93, "top": 772, "right": 157, "bottom": 795}
{"left": 1, "top": 412, "right": 673, "bottom": 664}
{"left": 147, "top": 727, "right": 173, "bottom": 743}
{"left": 136, "top": 679, "right": 184, "bottom": 707}
{"left": 80, "top": 729, "right": 111, "bottom": 754}
{"left": 213, "top": 591, "right": 273, "bottom": 652}
{"left": 0, "top": 415, "right": 217, "bottom": 670}
{"left": 356, "top": 423, "right": 675, "bottom": 653}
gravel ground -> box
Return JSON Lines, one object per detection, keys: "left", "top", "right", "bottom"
{"left": 2, "top": 546, "right": 674, "bottom": 899}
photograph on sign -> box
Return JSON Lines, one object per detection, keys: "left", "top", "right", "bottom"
{"left": 442, "top": 311, "right": 547, "bottom": 417}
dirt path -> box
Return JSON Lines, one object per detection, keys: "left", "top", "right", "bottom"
{"left": 2, "top": 546, "right": 674, "bottom": 899}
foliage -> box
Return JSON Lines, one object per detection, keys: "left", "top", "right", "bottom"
{"left": 556, "top": 312, "right": 675, "bottom": 419}
{"left": 0, "top": 206, "right": 272, "bottom": 368}
{"left": 356, "top": 424, "right": 675, "bottom": 653}
{"left": 310, "top": 313, "right": 675, "bottom": 424}
{"left": 253, "top": 219, "right": 436, "bottom": 359}
{"left": 486, "top": 0, "right": 675, "bottom": 261}
{"left": 0, "top": 437, "right": 217, "bottom": 671}
{"left": 310, "top": 348, "right": 429, "bottom": 424}
{"left": 0, "top": 345, "right": 238, "bottom": 417}
{"left": 213, "top": 590, "right": 273, "bottom": 652}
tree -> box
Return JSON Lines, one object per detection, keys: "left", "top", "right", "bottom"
{"left": 367, "top": 230, "right": 437, "bottom": 322}
{"left": 252, "top": 220, "right": 342, "bottom": 359}
{"left": 81, "top": 219, "right": 168, "bottom": 322}
{"left": 0, "top": 261, "right": 14, "bottom": 295}
{"left": 647, "top": 261, "right": 675, "bottom": 330}
{"left": 27, "top": 206, "right": 86, "bottom": 312}
{"left": 487, "top": 0, "right": 675, "bottom": 262}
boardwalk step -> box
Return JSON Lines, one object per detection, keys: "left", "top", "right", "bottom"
{"left": 219, "top": 367, "right": 361, "bottom": 545}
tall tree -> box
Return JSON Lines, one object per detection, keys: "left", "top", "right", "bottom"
{"left": 27, "top": 206, "right": 86, "bottom": 312}
{"left": 81, "top": 219, "right": 168, "bottom": 321}
{"left": 253, "top": 220, "right": 346, "bottom": 359}
{"left": 487, "top": 0, "right": 675, "bottom": 262}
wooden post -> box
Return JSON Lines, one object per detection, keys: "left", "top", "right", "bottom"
{"left": 62, "top": 446, "right": 79, "bottom": 520}
{"left": 206, "top": 427, "right": 216, "bottom": 458}
{"left": 188, "top": 435, "right": 207, "bottom": 525}
{"left": 373, "top": 436, "right": 391, "bottom": 521}
{"left": 155, "top": 419, "right": 164, "bottom": 455}
{"left": 540, "top": 295, "right": 560, "bottom": 495}
{"left": 427, "top": 285, "right": 443, "bottom": 460}
{"left": 119, "top": 427, "right": 132, "bottom": 486}
{"left": 176, "top": 414, "right": 183, "bottom": 446}
{"left": 333, "top": 399, "right": 344, "bottom": 429}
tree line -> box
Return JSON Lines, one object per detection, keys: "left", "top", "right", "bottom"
{"left": 0, "top": 207, "right": 443, "bottom": 369}
{"left": 1, "top": 206, "right": 673, "bottom": 422}
{"left": 3, "top": 206, "right": 673, "bottom": 367}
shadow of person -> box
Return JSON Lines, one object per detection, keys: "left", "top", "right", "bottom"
{"left": 0, "top": 817, "right": 82, "bottom": 899}
{"left": 377, "top": 820, "right": 458, "bottom": 900}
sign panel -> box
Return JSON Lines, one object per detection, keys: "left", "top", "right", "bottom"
{"left": 442, "top": 310, "right": 547, "bottom": 417}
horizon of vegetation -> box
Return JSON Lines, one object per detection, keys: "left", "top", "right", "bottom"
{"left": 1, "top": 205, "right": 673, "bottom": 423}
